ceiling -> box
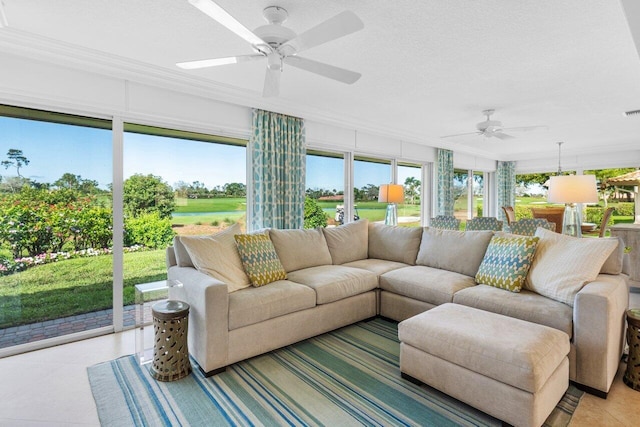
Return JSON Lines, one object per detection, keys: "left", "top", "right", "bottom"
{"left": 1, "top": 0, "right": 640, "bottom": 164}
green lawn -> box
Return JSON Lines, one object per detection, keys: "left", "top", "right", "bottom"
{"left": 174, "top": 197, "right": 246, "bottom": 213}
{"left": 0, "top": 250, "right": 166, "bottom": 328}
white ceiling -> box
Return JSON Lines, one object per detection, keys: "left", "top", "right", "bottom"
{"left": 1, "top": 0, "right": 640, "bottom": 164}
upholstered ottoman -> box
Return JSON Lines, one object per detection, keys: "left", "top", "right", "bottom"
{"left": 398, "top": 303, "right": 569, "bottom": 427}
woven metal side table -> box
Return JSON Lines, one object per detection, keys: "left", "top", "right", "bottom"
{"left": 624, "top": 308, "right": 640, "bottom": 391}
{"left": 150, "top": 300, "right": 192, "bottom": 382}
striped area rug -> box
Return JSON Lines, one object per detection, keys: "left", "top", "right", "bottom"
{"left": 88, "top": 319, "right": 582, "bottom": 426}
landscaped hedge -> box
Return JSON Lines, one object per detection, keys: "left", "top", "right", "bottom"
{"left": 614, "top": 202, "right": 634, "bottom": 216}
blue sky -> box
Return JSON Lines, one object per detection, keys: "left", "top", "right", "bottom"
{"left": 0, "top": 116, "right": 420, "bottom": 191}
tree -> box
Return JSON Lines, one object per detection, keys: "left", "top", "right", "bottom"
{"left": 1, "top": 149, "right": 30, "bottom": 178}
{"left": 54, "top": 173, "right": 99, "bottom": 195}
{"left": 404, "top": 177, "right": 421, "bottom": 205}
{"left": 223, "top": 182, "right": 247, "bottom": 197}
{"left": 123, "top": 174, "right": 175, "bottom": 219}
{"left": 304, "top": 196, "right": 328, "bottom": 228}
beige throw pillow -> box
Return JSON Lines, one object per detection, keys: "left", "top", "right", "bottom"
{"left": 524, "top": 227, "right": 617, "bottom": 306}
{"left": 179, "top": 223, "right": 251, "bottom": 293}
{"left": 322, "top": 220, "right": 369, "bottom": 265}
{"left": 599, "top": 236, "right": 624, "bottom": 275}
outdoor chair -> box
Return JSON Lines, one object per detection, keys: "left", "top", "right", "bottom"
{"left": 501, "top": 206, "right": 516, "bottom": 226}
{"left": 465, "top": 216, "right": 503, "bottom": 231}
{"left": 598, "top": 207, "right": 615, "bottom": 238}
{"left": 507, "top": 218, "right": 556, "bottom": 236}
{"left": 430, "top": 215, "right": 461, "bottom": 230}
{"left": 531, "top": 206, "right": 565, "bottom": 234}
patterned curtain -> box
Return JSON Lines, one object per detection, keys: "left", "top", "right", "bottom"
{"left": 437, "top": 149, "right": 454, "bottom": 216}
{"left": 250, "top": 109, "right": 306, "bottom": 230}
{"left": 497, "top": 161, "right": 516, "bottom": 222}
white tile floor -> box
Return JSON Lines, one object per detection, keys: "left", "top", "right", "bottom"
{"left": 0, "top": 292, "right": 639, "bottom": 426}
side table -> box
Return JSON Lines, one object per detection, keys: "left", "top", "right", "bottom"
{"left": 624, "top": 308, "right": 640, "bottom": 391}
{"left": 150, "top": 300, "right": 191, "bottom": 381}
{"left": 134, "top": 279, "right": 183, "bottom": 365}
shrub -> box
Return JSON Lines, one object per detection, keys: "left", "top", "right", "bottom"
{"left": 124, "top": 212, "right": 175, "bottom": 249}
{"left": 211, "top": 220, "right": 220, "bottom": 226}
{"left": 304, "top": 197, "right": 328, "bottom": 228}
{"left": 614, "top": 202, "right": 634, "bottom": 216}
{"left": 514, "top": 205, "right": 533, "bottom": 220}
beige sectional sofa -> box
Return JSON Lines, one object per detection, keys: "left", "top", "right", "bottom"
{"left": 166, "top": 220, "right": 629, "bottom": 398}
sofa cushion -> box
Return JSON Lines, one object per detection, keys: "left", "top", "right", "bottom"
{"left": 322, "top": 219, "right": 369, "bottom": 265}
{"left": 234, "top": 233, "right": 287, "bottom": 287}
{"left": 600, "top": 236, "right": 624, "bottom": 275}
{"left": 342, "top": 258, "right": 409, "bottom": 277}
{"left": 453, "top": 284, "right": 573, "bottom": 338}
{"left": 380, "top": 266, "right": 476, "bottom": 306}
{"left": 178, "top": 223, "right": 250, "bottom": 292}
{"left": 228, "top": 280, "right": 316, "bottom": 330}
{"left": 416, "top": 228, "right": 493, "bottom": 277}
{"left": 173, "top": 235, "right": 196, "bottom": 268}
{"left": 368, "top": 223, "right": 422, "bottom": 264}
{"left": 286, "top": 265, "right": 378, "bottom": 304}
{"left": 524, "top": 228, "right": 617, "bottom": 306}
{"left": 475, "top": 234, "right": 539, "bottom": 292}
{"left": 269, "top": 228, "right": 333, "bottom": 273}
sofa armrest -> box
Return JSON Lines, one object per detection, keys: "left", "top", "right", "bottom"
{"left": 573, "top": 274, "right": 628, "bottom": 394}
{"left": 168, "top": 265, "right": 229, "bottom": 374}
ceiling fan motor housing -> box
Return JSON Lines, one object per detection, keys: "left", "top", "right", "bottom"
{"left": 477, "top": 119, "right": 502, "bottom": 132}
{"left": 254, "top": 6, "right": 297, "bottom": 49}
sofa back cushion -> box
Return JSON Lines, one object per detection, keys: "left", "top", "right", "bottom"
{"left": 322, "top": 220, "right": 369, "bottom": 264}
{"left": 600, "top": 236, "right": 624, "bottom": 275}
{"left": 416, "top": 228, "right": 493, "bottom": 277}
{"left": 524, "top": 227, "right": 617, "bottom": 306}
{"left": 178, "top": 223, "right": 251, "bottom": 292}
{"left": 368, "top": 223, "right": 422, "bottom": 264}
{"left": 269, "top": 228, "right": 333, "bottom": 272}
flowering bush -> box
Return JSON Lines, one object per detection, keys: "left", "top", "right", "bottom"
{"left": 0, "top": 245, "right": 147, "bottom": 276}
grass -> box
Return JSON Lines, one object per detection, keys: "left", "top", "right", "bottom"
{"left": 0, "top": 250, "right": 166, "bottom": 328}
{"left": 174, "top": 197, "right": 245, "bottom": 213}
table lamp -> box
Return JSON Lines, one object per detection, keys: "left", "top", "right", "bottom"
{"left": 378, "top": 184, "right": 404, "bottom": 226}
{"left": 547, "top": 174, "right": 598, "bottom": 237}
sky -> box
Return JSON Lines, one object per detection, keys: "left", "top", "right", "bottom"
{"left": 0, "top": 116, "right": 419, "bottom": 191}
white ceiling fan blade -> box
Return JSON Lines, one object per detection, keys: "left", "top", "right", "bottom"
{"left": 188, "top": 0, "right": 266, "bottom": 47}
{"left": 284, "top": 56, "right": 361, "bottom": 84}
{"left": 177, "top": 54, "right": 264, "bottom": 70}
{"left": 440, "top": 132, "right": 482, "bottom": 138}
{"left": 282, "top": 11, "right": 363, "bottom": 54}
{"left": 263, "top": 68, "right": 281, "bottom": 97}
{"left": 492, "top": 132, "right": 515, "bottom": 140}
{"left": 502, "top": 125, "right": 549, "bottom": 132}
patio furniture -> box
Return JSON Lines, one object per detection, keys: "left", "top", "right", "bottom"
{"left": 531, "top": 206, "right": 565, "bottom": 234}
{"left": 501, "top": 206, "right": 516, "bottom": 226}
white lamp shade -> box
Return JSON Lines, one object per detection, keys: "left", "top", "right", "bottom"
{"left": 547, "top": 175, "right": 598, "bottom": 204}
{"left": 378, "top": 184, "right": 404, "bottom": 203}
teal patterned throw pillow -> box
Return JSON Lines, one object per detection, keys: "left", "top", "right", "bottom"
{"left": 475, "top": 235, "right": 539, "bottom": 292}
{"left": 234, "top": 233, "right": 287, "bottom": 287}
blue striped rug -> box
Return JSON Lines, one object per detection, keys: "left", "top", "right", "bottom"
{"left": 88, "top": 319, "right": 582, "bottom": 426}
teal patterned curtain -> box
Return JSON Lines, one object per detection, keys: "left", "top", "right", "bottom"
{"left": 437, "top": 149, "right": 454, "bottom": 216}
{"left": 251, "top": 109, "right": 306, "bottom": 230}
{"left": 497, "top": 161, "right": 516, "bottom": 222}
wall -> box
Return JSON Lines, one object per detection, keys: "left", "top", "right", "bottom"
{"left": 0, "top": 52, "right": 448, "bottom": 166}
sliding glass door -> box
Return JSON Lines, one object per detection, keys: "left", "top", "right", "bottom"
{"left": 0, "top": 106, "right": 112, "bottom": 349}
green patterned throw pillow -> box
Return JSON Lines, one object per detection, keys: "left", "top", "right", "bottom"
{"left": 475, "top": 234, "right": 539, "bottom": 292}
{"left": 234, "top": 233, "right": 287, "bottom": 287}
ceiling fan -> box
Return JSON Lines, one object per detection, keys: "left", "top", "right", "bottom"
{"left": 441, "top": 109, "right": 547, "bottom": 140}
{"left": 177, "top": 0, "right": 364, "bottom": 97}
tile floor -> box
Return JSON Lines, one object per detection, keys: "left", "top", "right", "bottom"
{"left": 0, "top": 292, "right": 639, "bottom": 426}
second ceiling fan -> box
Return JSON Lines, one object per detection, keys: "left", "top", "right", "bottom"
{"left": 441, "top": 109, "right": 547, "bottom": 140}
{"left": 177, "top": 0, "right": 364, "bottom": 97}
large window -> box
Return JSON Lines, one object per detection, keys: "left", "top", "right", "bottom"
{"left": 306, "top": 150, "right": 344, "bottom": 227}
{"left": 122, "top": 124, "right": 246, "bottom": 326}
{"left": 398, "top": 162, "right": 422, "bottom": 226}
{"left": 354, "top": 156, "right": 391, "bottom": 224}
{"left": 0, "top": 105, "right": 112, "bottom": 349}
